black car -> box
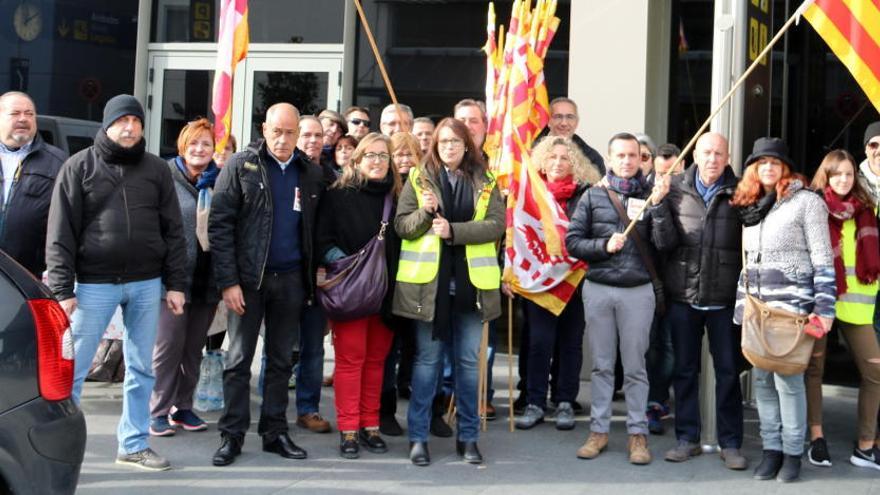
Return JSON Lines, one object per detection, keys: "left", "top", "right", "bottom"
{"left": 0, "top": 252, "right": 85, "bottom": 494}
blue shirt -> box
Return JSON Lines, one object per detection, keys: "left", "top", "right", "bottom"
{"left": 264, "top": 151, "right": 302, "bottom": 272}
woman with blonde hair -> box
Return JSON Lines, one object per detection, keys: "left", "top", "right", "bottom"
{"left": 316, "top": 132, "right": 402, "bottom": 459}
{"left": 378, "top": 130, "right": 426, "bottom": 436}
{"left": 514, "top": 136, "right": 598, "bottom": 431}
{"left": 806, "top": 149, "right": 880, "bottom": 470}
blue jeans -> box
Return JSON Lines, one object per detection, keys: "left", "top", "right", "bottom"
{"left": 295, "top": 303, "right": 326, "bottom": 415}
{"left": 441, "top": 321, "right": 496, "bottom": 402}
{"left": 753, "top": 368, "right": 807, "bottom": 455}
{"left": 70, "top": 278, "right": 162, "bottom": 455}
{"left": 408, "top": 311, "right": 483, "bottom": 443}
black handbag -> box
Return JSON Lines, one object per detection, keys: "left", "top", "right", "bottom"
{"left": 316, "top": 193, "right": 392, "bottom": 321}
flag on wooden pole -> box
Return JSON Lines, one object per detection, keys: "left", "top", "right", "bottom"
{"left": 211, "top": 0, "right": 249, "bottom": 153}
{"left": 802, "top": 0, "right": 880, "bottom": 112}
{"left": 484, "top": 0, "right": 584, "bottom": 315}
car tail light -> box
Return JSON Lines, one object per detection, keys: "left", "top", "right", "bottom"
{"left": 28, "top": 299, "right": 74, "bottom": 401}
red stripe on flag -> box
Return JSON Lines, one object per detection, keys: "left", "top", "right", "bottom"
{"left": 816, "top": 0, "right": 880, "bottom": 80}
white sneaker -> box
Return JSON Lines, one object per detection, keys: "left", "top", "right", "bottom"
{"left": 850, "top": 446, "right": 880, "bottom": 471}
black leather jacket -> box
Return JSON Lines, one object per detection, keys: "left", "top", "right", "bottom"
{"left": 663, "top": 164, "right": 741, "bottom": 306}
{"left": 209, "top": 141, "right": 332, "bottom": 296}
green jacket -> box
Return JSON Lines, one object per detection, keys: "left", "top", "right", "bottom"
{"left": 392, "top": 165, "right": 505, "bottom": 322}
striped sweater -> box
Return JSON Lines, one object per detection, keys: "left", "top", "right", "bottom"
{"left": 733, "top": 180, "right": 836, "bottom": 324}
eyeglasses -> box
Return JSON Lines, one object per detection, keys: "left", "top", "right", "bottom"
{"left": 640, "top": 153, "right": 653, "bottom": 161}
{"left": 438, "top": 138, "right": 464, "bottom": 148}
{"left": 363, "top": 152, "right": 390, "bottom": 162}
{"left": 349, "top": 118, "right": 370, "bottom": 127}
{"left": 869, "top": 141, "right": 880, "bottom": 151}
{"left": 551, "top": 113, "right": 577, "bottom": 122}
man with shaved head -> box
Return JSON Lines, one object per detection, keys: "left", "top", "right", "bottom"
{"left": 660, "top": 132, "right": 747, "bottom": 470}
{"left": 209, "top": 102, "right": 328, "bottom": 466}
{"left": 0, "top": 91, "right": 66, "bottom": 276}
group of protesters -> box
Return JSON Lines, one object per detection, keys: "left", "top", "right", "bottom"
{"left": 2, "top": 87, "right": 879, "bottom": 482}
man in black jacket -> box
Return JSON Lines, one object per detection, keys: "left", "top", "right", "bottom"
{"left": 660, "top": 132, "right": 747, "bottom": 470}
{"left": 46, "top": 94, "right": 187, "bottom": 471}
{"left": 209, "top": 102, "right": 328, "bottom": 466}
{"left": 0, "top": 91, "right": 67, "bottom": 277}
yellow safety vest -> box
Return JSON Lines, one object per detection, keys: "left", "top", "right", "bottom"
{"left": 835, "top": 218, "right": 879, "bottom": 325}
{"left": 396, "top": 168, "right": 501, "bottom": 290}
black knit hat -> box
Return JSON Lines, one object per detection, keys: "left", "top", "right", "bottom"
{"left": 744, "top": 137, "right": 794, "bottom": 169}
{"left": 864, "top": 121, "right": 880, "bottom": 147}
{"left": 102, "top": 94, "right": 145, "bottom": 131}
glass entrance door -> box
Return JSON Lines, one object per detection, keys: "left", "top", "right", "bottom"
{"left": 146, "top": 49, "right": 342, "bottom": 158}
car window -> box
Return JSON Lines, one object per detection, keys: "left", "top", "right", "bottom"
{"left": 66, "top": 136, "right": 93, "bottom": 155}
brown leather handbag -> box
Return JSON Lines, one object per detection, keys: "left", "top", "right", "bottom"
{"left": 740, "top": 238, "right": 815, "bottom": 375}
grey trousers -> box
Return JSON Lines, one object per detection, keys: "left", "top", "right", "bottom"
{"left": 150, "top": 301, "right": 218, "bottom": 417}
{"left": 583, "top": 280, "right": 654, "bottom": 435}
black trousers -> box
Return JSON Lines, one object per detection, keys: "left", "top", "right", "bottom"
{"left": 668, "top": 302, "right": 744, "bottom": 448}
{"left": 524, "top": 299, "right": 584, "bottom": 407}
{"left": 218, "top": 269, "right": 304, "bottom": 440}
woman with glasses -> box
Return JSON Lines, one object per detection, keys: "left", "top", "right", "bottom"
{"left": 377, "top": 131, "right": 427, "bottom": 437}
{"left": 395, "top": 118, "right": 505, "bottom": 466}
{"left": 316, "top": 132, "right": 402, "bottom": 459}
{"left": 332, "top": 135, "right": 358, "bottom": 177}
{"left": 636, "top": 133, "right": 657, "bottom": 181}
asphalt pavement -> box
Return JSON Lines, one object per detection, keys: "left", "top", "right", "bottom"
{"left": 76, "top": 340, "right": 879, "bottom": 494}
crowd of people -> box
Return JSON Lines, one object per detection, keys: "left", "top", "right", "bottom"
{"left": 1, "top": 88, "right": 879, "bottom": 482}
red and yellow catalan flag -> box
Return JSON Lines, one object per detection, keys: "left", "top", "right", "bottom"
{"left": 211, "top": 0, "right": 249, "bottom": 153}
{"left": 802, "top": 0, "right": 880, "bottom": 112}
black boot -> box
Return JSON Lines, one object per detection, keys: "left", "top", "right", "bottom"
{"left": 776, "top": 454, "right": 801, "bottom": 483}
{"left": 430, "top": 395, "right": 453, "bottom": 437}
{"left": 379, "top": 389, "right": 403, "bottom": 436}
{"left": 456, "top": 440, "right": 483, "bottom": 464}
{"left": 409, "top": 441, "right": 430, "bottom": 466}
{"left": 339, "top": 431, "right": 359, "bottom": 459}
{"left": 753, "top": 450, "right": 784, "bottom": 480}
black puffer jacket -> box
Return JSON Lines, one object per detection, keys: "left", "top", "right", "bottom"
{"left": 566, "top": 183, "right": 677, "bottom": 287}
{"left": 663, "top": 164, "right": 741, "bottom": 306}
{"left": 46, "top": 131, "right": 187, "bottom": 301}
{"left": 0, "top": 134, "right": 67, "bottom": 277}
{"left": 209, "top": 141, "right": 332, "bottom": 296}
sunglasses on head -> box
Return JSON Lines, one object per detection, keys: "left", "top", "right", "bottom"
{"left": 349, "top": 118, "right": 370, "bottom": 127}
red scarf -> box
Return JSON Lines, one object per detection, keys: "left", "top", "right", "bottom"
{"left": 824, "top": 186, "right": 880, "bottom": 293}
{"left": 545, "top": 175, "right": 577, "bottom": 211}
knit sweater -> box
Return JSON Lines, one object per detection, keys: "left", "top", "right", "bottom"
{"left": 733, "top": 180, "right": 836, "bottom": 324}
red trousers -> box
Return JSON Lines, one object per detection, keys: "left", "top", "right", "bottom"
{"left": 332, "top": 314, "right": 394, "bottom": 431}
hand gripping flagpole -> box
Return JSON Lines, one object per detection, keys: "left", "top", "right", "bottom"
{"left": 621, "top": 1, "right": 812, "bottom": 236}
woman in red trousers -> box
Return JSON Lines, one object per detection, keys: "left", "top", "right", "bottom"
{"left": 316, "top": 132, "right": 403, "bottom": 458}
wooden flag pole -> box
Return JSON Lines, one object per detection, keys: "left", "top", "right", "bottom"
{"left": 622, "top": 6, "right": 805, "bottom": 236}
{"left": 507, "top": 296, "right": 515, "bottom": 432}
{"left": 351, "top": 0, "right": 410, "bottom": 133}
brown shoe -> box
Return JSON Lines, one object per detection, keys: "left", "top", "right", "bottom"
{"left": 720, "top": 448, "right": 749, "bottom": 470}
{"left": 628, "top": 434, "right": 652, "bottom": 465}
{"left": 576, "top": 432, "right": 608, "bottom": 459}
{"left": 480, "top": 402, "right": 497, "bottom": 421}
{"left": 296, "top": 413, "right": 331, "bottom": 433}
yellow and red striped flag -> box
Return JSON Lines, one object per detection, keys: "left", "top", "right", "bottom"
{"left": 484, "top": 0, "right": 584, "bottom": 315}
{"left": 802, "top": 0, "right": 880, "bottom": 111}
{"left": 211, "top": 0, "right": 249, "bottom": 153}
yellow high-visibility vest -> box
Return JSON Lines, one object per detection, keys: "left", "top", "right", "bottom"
{"left": 835, "top": 218, "right": 878, "bottom": 325}
{"left": 396, "top": 168, "right": 500, "bottom": 290}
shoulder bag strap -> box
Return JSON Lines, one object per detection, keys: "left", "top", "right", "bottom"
{"left": 604, "top": 187, "right": 660, "bottom": 281}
